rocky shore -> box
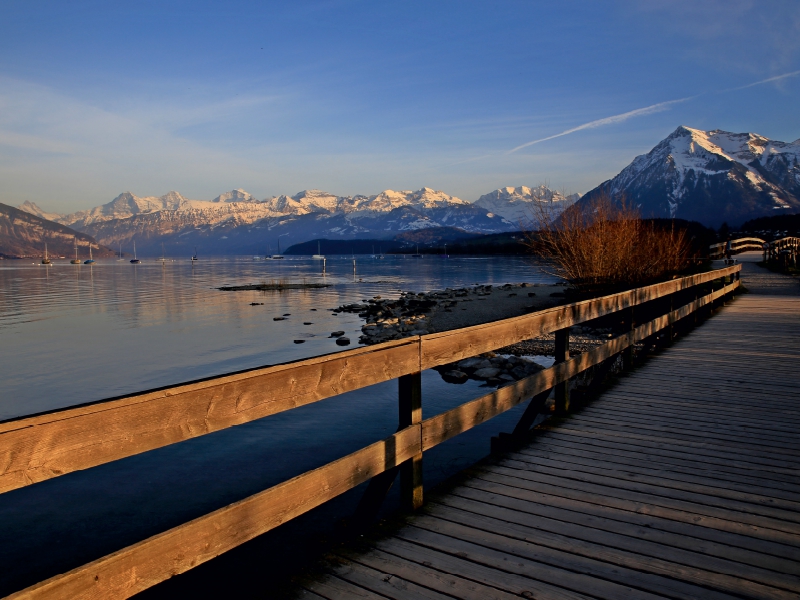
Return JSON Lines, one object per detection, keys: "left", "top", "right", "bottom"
{"left": 333, "top": 282, "right": 611, "bottom": 387}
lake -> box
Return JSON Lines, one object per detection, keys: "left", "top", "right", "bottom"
{"left": 0, "top": 255, "right": 557, "bottom": 597}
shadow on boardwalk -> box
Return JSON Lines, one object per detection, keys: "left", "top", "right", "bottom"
{"left": 296, "top": 252, "right": 800, "bottom": 600}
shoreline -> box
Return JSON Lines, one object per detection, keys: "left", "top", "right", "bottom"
{"left": 334, "top": 281, "right": 609, "bottom": 387}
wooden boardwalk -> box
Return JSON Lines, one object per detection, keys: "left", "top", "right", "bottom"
{"left": 301, "top": 258, "right": 800, "bottom": 600}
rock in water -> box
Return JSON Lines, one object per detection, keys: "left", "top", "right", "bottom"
{"left": 335, "top": 337, "right": 351, "bottom": 346}
{"left": 473, "top": 367, "right": 501, "bottom": 379}
{"left": 330, "top": 330, "right": 345, "bottom": 338}
{"left": 293, "top": 340, "right": 305, "bottom": 344}
{"left": 442, "top": 370, "right": 468, "bottom": 384}
{"left": 457, "top": 357, "right": 492, "bottom": 370}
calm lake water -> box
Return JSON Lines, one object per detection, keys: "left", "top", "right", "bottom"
{"left": 0, "top": 255, "right": 557, "bottom": 598}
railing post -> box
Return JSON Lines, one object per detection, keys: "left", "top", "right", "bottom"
{"left": 399, "top": 372, "right": 423, "bottom": 510}
{"left": 554, "top": 328, "right": 570, "bottom": 414}
{"left": 622, "top": 306, "right": 634, "bottom": 370}
{"left": 667, "top": 294, "right": 674, "bottom": 345}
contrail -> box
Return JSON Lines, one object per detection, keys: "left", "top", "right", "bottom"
{"left": 506, "top": 96, "right": 694, "bottom": 154}
{"left": 725, "top": 69, "right": 800, "bottom": 91}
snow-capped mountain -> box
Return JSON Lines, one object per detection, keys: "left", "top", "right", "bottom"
{"left": 580, "top": 126, "right": 800, "bottom": 226}
{"left": 57, "top": 191, "right": 191, "bottom": 228}
{"left": 474, "top": 186, "right": 580, "bottom": 226}
{"left": 17, "top": 201, "right": 64, "bottom": 222}
{"left": 48, "top": 187, "right": 515, "bottom": 254}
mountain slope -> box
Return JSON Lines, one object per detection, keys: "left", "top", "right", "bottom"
{"left": 0, "top": 203, "right": 110, "bottom": 258}
{"left": 579, "top": 126, "right": 800, "bottom": 226}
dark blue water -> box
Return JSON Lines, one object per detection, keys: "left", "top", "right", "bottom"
{"left": 0, "top": 255, "right": 556, "bottom": 597}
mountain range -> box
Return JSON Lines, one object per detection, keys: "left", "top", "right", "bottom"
{"left": 579, "top": 126, "right": 800, "bottom": 226}
{"left": 8, "top": 126, "right": 800, "bottom": 255}
{"left": 17, "top": 186, "right": 577, "bottom": 255}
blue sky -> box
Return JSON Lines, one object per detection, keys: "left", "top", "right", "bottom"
{"left": 1, "top": 0, "right": 799, "bottom": 212}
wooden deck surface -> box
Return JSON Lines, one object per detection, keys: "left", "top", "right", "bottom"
{"left": 300, "top": 257, "right": 800, "bottom": 600}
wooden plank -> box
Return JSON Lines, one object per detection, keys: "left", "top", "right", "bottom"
{"left": 421, "top": 500, "right": 800, "bottom": 597}
{"left": 505, "top": 452, "right": 800, "bottom": 511}
{"left": 601, "top": 388, "right": 800, "bottom": 413}
{"left": 400, "top": 520, "right": 729, "bottom": 600}
{"left": 439, "top": 484, "right": 800, "bottom": 574}
{"left": 482, "top": 465, "right": 800, "bottom": 539}
{"left": 545, "top": 424, "right": 800, "bottom": 474}
{"left": 549, "top": 419, "right": 800, "bottom": 466}
{"left": 454, "top": 475, "right": 800, "bottom": 562}
{"left": 0, "top": 338, "right": 420, "bottom": 494}
{"left": 325, "top": 558, "right": 454, "bottom": 600}
{"left": 515, "top": 436, "right": 800, "bottom": 492}
{"left": 560, "top": 414, "right": 800, "bottom": 456}
{"left": 7, "top": 425, "right": 422, "bottom": 600}
{"left": 373, "top": 537, "right": 592, "bottom": 600}
{"left": 589, "top": 395, "right": 800, "bottom": 429}
{"left": 303, "top": 575, "right": 389, "bottom": 599}
{"left": 536, "top": 428, "right": 799, "bottom": 479}
{"left": 344, "top": 547, "right": 528, "bottom": 600}
{"left": 572, "top": 408, "right": 800, "bottom": 450}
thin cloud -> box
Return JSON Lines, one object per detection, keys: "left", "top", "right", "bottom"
{"left": 507, "top": 96, "right": 695, "bottom": 154}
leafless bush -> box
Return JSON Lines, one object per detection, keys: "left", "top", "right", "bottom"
{"left": 525, "top": 193, "right": 692, "bottom": 292}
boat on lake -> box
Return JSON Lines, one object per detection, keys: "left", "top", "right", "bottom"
{"left": 70, "top": 238, "right": 81, "bottom": 264}
{"left": 130, "top": 241, "right": 141, "bottom": 264}
{"left": 312, "top": 241, "right": 324, "bottom": 259}
{"left": 41, "top": 243, "right": 51, "bottom": 265}
{"left": 192, "top": 247, "right": 198, "bottom": 262}
{"left": 411, "top": 244, "right": 423, "bottom": 258}
{"left": 270, "top": 239, "right": 284, "bottom": 259}
{"left": 84, "top": 245, "right": 95, "bottom": 264}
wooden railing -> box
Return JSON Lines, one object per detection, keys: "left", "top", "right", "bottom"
{"left": 766, "top": 236, "right": 800, "bottom": 267}
{"left": 0, "top": 264, "right": 742, "bottom": 600}
{"left": 708, "top": 236, "right": 800, "bottom": 263}
{"left": 708, "top": 236, "right": 766, "bottom": 258}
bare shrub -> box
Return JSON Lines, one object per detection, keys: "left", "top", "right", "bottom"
{"left": 526, "top": 193, "right": 692, "bottom": 293}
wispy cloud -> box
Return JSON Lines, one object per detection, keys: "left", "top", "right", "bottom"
{"left": 506, "top": 96, "right": 694, "bottom": 154}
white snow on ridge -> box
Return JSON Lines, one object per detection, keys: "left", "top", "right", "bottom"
{"left": 474, "top": 185, "right": 579, "bottom": 225}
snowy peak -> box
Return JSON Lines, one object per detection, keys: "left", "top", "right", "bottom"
{"left": 212, "top": 189, "right": 257, "bottom": 203}
{"left": 58, "top": 191, "right": 192, "bottom": 227}
{"left": 583, "top": 126, "right": 800, "bottom": 226}
{"left": 17, "top": 201, "right": 63, "bottom": 222}
{"left": 474, "top": 185, "right": 580, "bottom": 225}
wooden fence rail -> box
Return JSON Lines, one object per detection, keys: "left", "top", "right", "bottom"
{"left": 1, "top": 264, "right": 741, "bottom": 600}
{"left": 708, "top": 235, "right": 800, "bottom": 263}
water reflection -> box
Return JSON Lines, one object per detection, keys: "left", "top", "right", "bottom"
{"left": 0, "top": 255, "right": 554, "bottom": 419}
{"left": 0, "top": 255, "right": 556, "bottom": 597}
